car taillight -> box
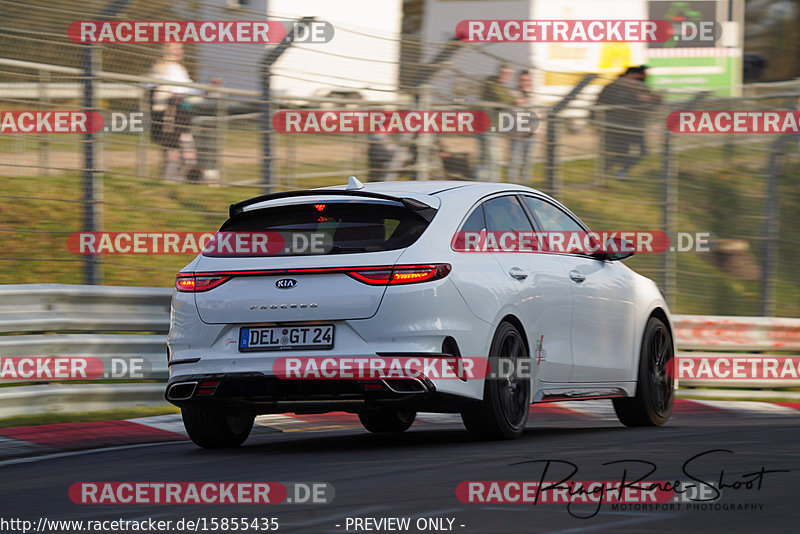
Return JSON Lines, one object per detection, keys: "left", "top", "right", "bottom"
{"left": 175, "top": 274, "right": 231, "bottom": 292}
{"left": 346, "top": 264, "right": 451, "bottom": 286}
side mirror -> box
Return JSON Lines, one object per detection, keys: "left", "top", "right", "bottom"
{"left": 591, "top": 235, "right": 635, "bottom": 261}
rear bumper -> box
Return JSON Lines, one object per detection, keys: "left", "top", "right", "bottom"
{"left": 165, "top": 372, "right": 474, "bottom": 414}
{"left": 168, "top": 277, "right": 494, "bottom": 402}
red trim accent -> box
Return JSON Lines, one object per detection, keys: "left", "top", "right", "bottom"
{"left": 176, "top": 264, "right": 452, "bottom": 289}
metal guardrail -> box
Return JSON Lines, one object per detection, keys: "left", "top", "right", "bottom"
{"left": 0, "top": 334, "right": 168, "bottom": 382}
{"left": 674, "top": 315, "right": 800, "bottom": 388}
{"left": 0, "top": 383, "right": 166, "bottom": 418}
{"left": 0, "top": 284, "right": 171, "bottom": 417}
{"left": 674, "top": 315, "right": 800, "bottom": 352}
{"left": 0, "top": 284, "right": 170, "bottom": 386}
{"left": 0, "top": 82, "right": 143, "bottom": 100}
{"left": 0, "top": 285, "right": 798, "bottom": 417}
{"left": 0, "top": 284, "right": 171, "bottom": 334}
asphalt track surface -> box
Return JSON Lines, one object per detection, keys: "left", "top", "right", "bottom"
{"left": 1, "top": 405, "right": 798, "bottom": 534}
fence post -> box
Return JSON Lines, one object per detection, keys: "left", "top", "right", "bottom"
{"left": 78, "top": 0, "right": 133, "bottom": 284}
{"left": 38, "top": 70, "right": 51, "bottom": 176}
{"left": 661, "top": 127, "right": 677, "bottom": 306}
{"left": 593, "top": 107, "right": 605, "bottom": 187}
{"left": 261, "top": 16, "right": 316, "bottom": 194}
{"left": 660, "top": 92, "right": 709, "bottom": 306}
{"left": 82, "top": 44, "right": 100, "bottom": 284}
{"left": 137, "top": 89, "right": 148, "bottom": 178}
{"left": 546, "top": 73, "right": 597, "bottom": 198}
{"left": 544, "top": 111, "right": 559, "bottom": 196}
{"left": 216, "top": 96, "right": 226, "bottom": 185}
{"left": 415, "top": 84, "right": 433, "bottom": 180}
{"left": 260, "top": 67, "right": 274, "bottom": 193}
{"left": 760, "top": 135, "right": 788, "bottom": 316}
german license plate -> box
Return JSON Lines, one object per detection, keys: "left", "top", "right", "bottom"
{"left": 239, "top": 325, "right": 334, "bottom": 352}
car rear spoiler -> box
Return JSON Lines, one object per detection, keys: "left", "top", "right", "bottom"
{"left": 228, "top": 190, "right": 438, "bottom": 221}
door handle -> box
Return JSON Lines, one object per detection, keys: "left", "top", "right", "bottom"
{"left": 569, "top": 270, "right": 586, "bottom": 283}
{"left": 509, "top": 267, "right": 528, "bottom": 280}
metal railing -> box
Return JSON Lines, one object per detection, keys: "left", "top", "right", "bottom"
{"left": 674, "top": 314, "right": 800, "bottom": 388}
{"left": 0, "top": 284, "right": 170, "bottom": 417}
{"left": 0, "top": 284, "right": 797, "bottom": 417}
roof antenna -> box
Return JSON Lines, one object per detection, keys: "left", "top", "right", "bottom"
{"left": 346, "top": 176, "right": 365, "bottom": 190}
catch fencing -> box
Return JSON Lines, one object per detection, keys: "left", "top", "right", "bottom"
{"left": 0, "top": 1, "right": 799, "bottom": 319}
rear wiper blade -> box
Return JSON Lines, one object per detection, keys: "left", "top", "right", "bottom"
{"left": 329, "top": 245, "right": 373, "bottom": 253}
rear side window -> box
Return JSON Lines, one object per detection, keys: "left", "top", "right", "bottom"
{"left": 214, "top": 201, "right": 432, "bottom": 256}
{"left": 460, "top": 205, "right": 487, "bottom": 232}
{"left": 483, "top": 195, "right": 534, "bottom": 232}
{"left": 522, "top": 196, "right": 584, "bottom": 232}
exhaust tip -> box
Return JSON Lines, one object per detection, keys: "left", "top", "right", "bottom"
{"left": 382, "top": 378, "right": 428, "bottom": 394}
{"left": 167, "top": 381, "right": 197, "bottom": 401}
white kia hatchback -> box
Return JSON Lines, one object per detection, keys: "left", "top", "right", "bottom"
{"left": 166, "top": 179, "right": 675, "bottom": 447}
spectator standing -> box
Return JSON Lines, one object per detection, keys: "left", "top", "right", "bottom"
{"left": 367, "top": 129, "right": 410, "bottom": 181}
{"left": 595, "top": 65, "right": 661, "bottom": 179}
{"left": 148, "top": 42, "right": 202, "bottom": 182}
{"left": 508, "top": 70, "right": 535, "bottom": 183}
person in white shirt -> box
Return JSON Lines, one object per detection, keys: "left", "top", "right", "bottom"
{"left": 148, "top": 42, "right": 203, "bottom": 182}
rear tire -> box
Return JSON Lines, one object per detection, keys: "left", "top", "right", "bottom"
{"left": 358, "top": 409, "right": 416, "bottom": 433}
{"left": 461, "top": 322, "right": 530, "bottom": 440}
{"left": 182, "top": 407, "right": 254, "bottom": 448}
{"left": 613, "top": 316, "right": 674, "bottom": 427}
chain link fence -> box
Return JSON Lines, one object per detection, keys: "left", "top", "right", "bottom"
{"left": 0, "top": 0, "right": 798, "bottom": 318}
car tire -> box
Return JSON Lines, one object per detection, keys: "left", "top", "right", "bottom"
{"left": 613, "top": 316, "right": 674, "bottom": 427}
{"left": 358, "top": 409, "right": 416, "bottom": 433}
{"left": 181, "top": 407, "right": 255, "bottom": 448}
{"left": 461, "top": 322, "right": 530, "bottom": 440}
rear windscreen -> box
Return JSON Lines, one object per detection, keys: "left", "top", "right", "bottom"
{"left": 209, "top": 201, "right": 433, "bottom": 256}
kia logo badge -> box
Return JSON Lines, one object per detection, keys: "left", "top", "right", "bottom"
{"left": 275, "top": 278, "right": 298, "bottom": 289}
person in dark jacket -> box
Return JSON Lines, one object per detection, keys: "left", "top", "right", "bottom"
{"left": 595, "top": 65, "right": 661, "bottom": 179}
